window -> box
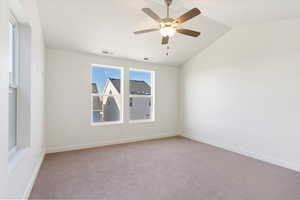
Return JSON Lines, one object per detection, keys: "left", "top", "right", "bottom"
{"left": 129, "top": 69, "right": 155, "bottom": 122}
{"left": 8, "top": 17, "right": 19, "bottom": 153}
{"left": 91, "top": 65, "right": 123, "bottom": 125}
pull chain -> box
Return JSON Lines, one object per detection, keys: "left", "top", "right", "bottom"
{"left": 166, "top": 45, "right": 170, "bottom": 56}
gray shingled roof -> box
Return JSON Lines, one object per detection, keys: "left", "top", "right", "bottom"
{"left": 91, "top": 78, "right": 151, "bottom": 95}
{"left": 91, "top": 79, "right": 150, "bottom": 112}
{"left": 109, "top": 78, "right": 151, "bottom": 95}
{"left": 109, "top": 78, "right": 121, "bottom": 93}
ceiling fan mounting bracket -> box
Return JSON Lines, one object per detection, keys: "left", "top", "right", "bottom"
{"left": 164, "top": 0, "right": 173, "bottom": 7}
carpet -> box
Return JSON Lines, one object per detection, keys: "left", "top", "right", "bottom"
{"left": 30, "top": 136, "right": 300, "bottom": 200}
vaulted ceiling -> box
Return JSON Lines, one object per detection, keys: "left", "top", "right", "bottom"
{"left": 38, "top": 0, "right": 300, "bottom": 66}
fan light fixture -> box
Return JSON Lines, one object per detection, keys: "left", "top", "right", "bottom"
{"left": 160, "top": 26, "right": 176, "bottom": 37}
{"left": 134, "top": 0, "right": 201, "bottom": 45}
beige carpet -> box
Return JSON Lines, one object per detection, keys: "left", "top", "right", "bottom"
{"left": 30, "top": 137, "right": 300, "bottom": 200}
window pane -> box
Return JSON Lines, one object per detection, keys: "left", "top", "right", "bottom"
{"left": 129, "top": 70, "right": 153, "bottom": 121}
{"left": 9, "top": 22, "right": 15, "bottom": 84}
{"left": 8, "top": 20, "right": 18, "bottom": 151}
{"left": 91, "top": 65, "right": 122, "bottom": 124}
{"left": 129, "top": 97, "right": 152, "bottom": 120}
{"left": 129, "top": 71, "right": 151, "bottom": 95}
{"left": 92, "top": 95, "right": 121, "bottom": 123}
{"left": 91, "top": 66, "right": 121, "bottom": 95}
{"left": 8, "top": 88, "right": 17, "bottom": 150}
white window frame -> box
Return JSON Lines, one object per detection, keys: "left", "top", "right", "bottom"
{"left": 7, "top": 10, "right": 32, "bottom": 172}
{"left": 129, "top": 68, "right": 155, "bottom": 123}
{"left": 90, "top": 64, "right": 124, "bottom": 126}
{"left": 8, "top": 13, "right": 20, "bottom": 157}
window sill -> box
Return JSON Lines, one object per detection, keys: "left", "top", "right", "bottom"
{"left": 129, "top": 119, "right": 155, "bottom": 124}
{"left": 8, "top": 148, "right": 28, "bottom": 173}
{"left": 91, "top": 121, "right": 123, "bottom": 127}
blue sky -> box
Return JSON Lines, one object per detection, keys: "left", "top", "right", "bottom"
{"left": 92, "top": 66, "right": 151, "bottom": 94}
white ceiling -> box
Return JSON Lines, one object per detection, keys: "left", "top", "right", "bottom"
{"left": 37, "top": 0, "right": 300, "bottom": 66}
{"left": 37, "top": 0, "right": 229, "bottom": 66}
{"left": 152, "top": 0, "right": 300, "bottom": 27}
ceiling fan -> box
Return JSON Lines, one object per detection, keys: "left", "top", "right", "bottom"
{"left": 134, "top": 0, "right": 201, "bottom": 45}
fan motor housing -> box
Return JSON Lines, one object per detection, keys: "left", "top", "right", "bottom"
{"left": 162, "top": 18, "right": 175, "bottom": 24}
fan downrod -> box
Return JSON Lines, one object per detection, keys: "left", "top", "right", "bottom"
{"left": 165, "top": 0, "right": 173, "bottom": 17}
{"left": 164, "top": 0, "right": 173, "bottom": 7}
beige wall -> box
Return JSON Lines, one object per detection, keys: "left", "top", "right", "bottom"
{"left": 0, "top": 0, "right": 45, "bottom": 198}
{"left": 0, "top": 0, "right": 9, "bottom": 195}
{"left": 180, "top": 18, "right": 300, "bottom": 172}
{"left": 45, "top": 49, "right": 179, "bottom": 153}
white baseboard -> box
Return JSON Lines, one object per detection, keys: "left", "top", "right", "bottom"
{"left": 23, "top": 151, "right": 45, "bottom": 199}
{"left": 46, "top": 133, "right": 177, "bottom": 154}
{"left": 181, "top": 132, "right": 300, "bottom": 173}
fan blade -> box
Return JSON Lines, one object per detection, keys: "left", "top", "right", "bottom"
{"left": 176, "top": 28, "right": 200, "bottom": 37}
{"left": 134, "top": 28, "right": 159, "bottom": 34}
{"left": 162, "top": 36, "right": 169, "bottom": 45}
{"left": 142, "top": 8, "right": 162, "bottom": 23}
{"left": 175, "top": 8, "right": 201, "bottom": 24}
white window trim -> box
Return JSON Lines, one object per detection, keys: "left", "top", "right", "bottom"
{"left": 9, "top": 14, "right": 19, "bottom": 86}
{"left": 8, "top": 149, "right": 28, "bottom": 173}
{"left": 8, "top": 146, "right": 18, "bottom": 159}
{"left": 90, "top": 64, "right": 124, "bottom": 126}
{"left": 7, "top": 11, "right": 32, "bottom": 172}
{"left": 129, "top": 68, "right": 155, "bottom": 123}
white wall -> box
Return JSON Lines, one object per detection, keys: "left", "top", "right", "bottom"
{"left": 46, "top": 49, "right": 179, "bottom": 153}
{"left": 180, "top": 18, "right": 300, "bottom": 172}
{"left": 0, "top": 0, "right": 9, "bottom": 196}
{"left": 0, "top": 0, "right": 45, "bottom": 198}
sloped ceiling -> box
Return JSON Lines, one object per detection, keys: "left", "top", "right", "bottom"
{"left": 38, "top": 0, "right": 300, "bottom": 66}
{"left": 38, "top": 0, "right": 230, "bottom": 66}
{"left": 172, "top": 0, "right": 300, "bottom": 27}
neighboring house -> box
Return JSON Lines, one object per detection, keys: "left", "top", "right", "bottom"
{"left": 92, "top": 83, "right": 104, "bottom": 121}
{"left": 92, "top": 78, "right": 151, "bottom": 122}
{"left": 128, "top": 79, "right": 152, "bottom": 120}
{"left": 102, "top": 79, "right": 122, "bottom": 121}
{"left": 91, "top": 83, "right": 98, "bottom": 93}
